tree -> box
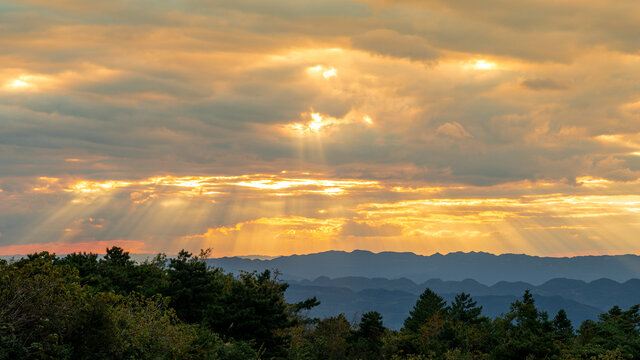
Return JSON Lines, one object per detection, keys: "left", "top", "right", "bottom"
{"left": 103, "top": 246, "right": 133, "bottom": 267}
{"left": 448, "top": 293, "right": 483, "bottom": 325}
{"left": 552, "top": 309, "right": 575, "bottom": 344}
{"left": 349, "top": 311, "right": 386, "bottom": 360}
{"left": 94, "top": 246, "right": 140, "bottom": 294}
{"left": 106, "top": 293, "right": 198, "bottom": 359}
{"left": 438, "top": 293, "right": 493, "bottom": 358}
{"left": 0, "top": 253, "right": 87, "bottom": 358}
{"left": 398, "top": 288, "right": 448, "bottom": 358}
{"left": 55, "top": 252, "right": 100, "bottom": 286}
{"left": 492, "top": 290, "right": 557, "bottom": 360}
{"left": 403, "top": 288, "right": 447, "bottom": 333}
{"left": 306, "top": 314, "right": 352, "bottom": 360}
{"left": 162, "top": 250, "right": 224, "bottom": 324}
{"left": 577, "top": 305, "right": 640, "bottom": 358}
{"left": 205, "top": 269, "right": 294, "bottom": 358}
{"left": 358, "top": 311, "right": 385, "bottom": 339}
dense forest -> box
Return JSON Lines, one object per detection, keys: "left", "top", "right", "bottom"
{"left": 1, "top": 247, "right": 639, "bottom": 359}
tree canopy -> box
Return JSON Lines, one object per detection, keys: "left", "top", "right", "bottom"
{"left": 1, "top": 247, "right": 639, "bottom": 359}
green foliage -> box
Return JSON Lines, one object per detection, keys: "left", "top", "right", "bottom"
{"left": 349, "top": 311, "right": 386, "bottom": 360}
{"left": 3, "top": 245, "right": 640, "bottom": 360}
{"left": 449, "top": 293, "right": 483, "bottom": 325}
{"left": 441, "top": 294, "right": 494, "bottom": 358}
{"left": 0, "top": 253, "right": 85, "bottom": 358}
{"left": 553, "top": 308, "right": 576, "bottom": 351}
{"left": 403, "top": 288, "right": 447, "bottom": 333}
{"left": 205, "top": 269, "right": 293, "bottom": 358}
{"left": 189, "top": 326, "right": 259, "bottom": 360}
{"left": 576, "top": 305, "right": 640, "bottom": 359}
{"left": 57, "top": 247, "right": 167, "bottom": 297}
{"left": 163, "top": 249, "right": 224, "bottom": 324}
{"left": 492, "top": 290, "right": 558, "bottom": 359}
{"left": 296, "top": 314, "right": 352, "bottom": 360}
{"left": 107, "top": 293, "right": 197, "bottom": 359}
{"left": 1, "top": 247, "right": 315, "bottom": 359}
{"left": 400, "top": 288, "right": 451, "bottom": 358}
{"left": 55, "top": 252, "right": 100, "bottom": 286}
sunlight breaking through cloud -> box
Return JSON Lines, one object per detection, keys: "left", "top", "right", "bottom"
{"left": 3, "top": 173, "right": 640, "bottom": 256}
{"left": 2, "top": 0, "right": 640, "bottom": 256}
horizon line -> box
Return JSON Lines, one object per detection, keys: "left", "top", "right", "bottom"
{"left": 2, "top": 248, "right": 639, "bottom": 259}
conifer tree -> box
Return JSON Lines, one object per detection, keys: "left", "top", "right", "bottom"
{"left": 403, "top": 288, "right": 446, "bottom": 332}
{"left": 552, "top": 309, "right": 574, "bottom": 343}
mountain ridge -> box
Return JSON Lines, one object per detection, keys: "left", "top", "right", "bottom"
{"left": 207, "top": 250, "right": 640, "bottom": 284}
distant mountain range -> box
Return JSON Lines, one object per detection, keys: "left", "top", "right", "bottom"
{"left": 206, "top": 250, "right": 640, "bottom": 284}
{"left": 284, "top": 276, "right": 638, "bottom": 329}
{"left": 206, "top": 250, "right": 640, "bottom": 330}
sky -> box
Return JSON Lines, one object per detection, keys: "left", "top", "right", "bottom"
{"left": 1, "top": 0, "right": 640, "bottom": 257}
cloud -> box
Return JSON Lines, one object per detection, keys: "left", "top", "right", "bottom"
{"left": 352, "top": 29, "right": 439, "bottom": 61}
{"left": 340, "top": 221, "right": 403, "bottom": 237}
{"left": 1, "top": 0, "right": 640, "bottom": 255}
{"left": 436, "top": 122, "right": 472, "bottom": 139}
{"left": 521, "top": 78, "right": 568, "bottom": 90}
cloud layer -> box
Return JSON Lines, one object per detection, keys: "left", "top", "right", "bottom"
{"left": 1, "top": 0, "right": 639, "bottom": 255}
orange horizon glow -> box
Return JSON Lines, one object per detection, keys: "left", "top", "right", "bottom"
{"left": 6, "top": 172, "right": 638, "bottom": 257}
{"left": 1, "top": 241, "right": 638, "bottom": 259}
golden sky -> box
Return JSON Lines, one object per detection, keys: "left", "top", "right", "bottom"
{"left": 1, "top": 0, "right": 640, "bottom": 256}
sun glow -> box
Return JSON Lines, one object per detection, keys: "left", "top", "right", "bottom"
{"left": 69, "top": 180, "right": 132, "bottom": 193}
{"left": 4, "top": 76, "right": 35, "bottom": 90}
{"left": 322, "top": 68, "right": 337, "bottom": 78}
{"left": 307, "top": 65, "right": 338, "bottom": 79}
{"left": 14, "top": 172, "right": 640, "bottom": 256}
{"left": 11, "top": 79, "right": 29, "bottom": 87}
{"left": 286, "top": 111, "right": 375, "bottom": 136}
{"left": 472, "top": 60, "right": 496, "bottom": 70}
{"left": 35, "top": 173, "right": 381, "bottom": 198}
{"left": 287, "top": 112, "right": 334, "bottom": 134}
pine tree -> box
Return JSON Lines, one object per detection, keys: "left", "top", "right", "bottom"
{"left": 403, "top": 288, "right": 446, "bottom": 332}
{"left": 552, "top": 309, "right": 575, "bottom": 344}
{"left": 449, "top": 292, "right": 483, "bottom": 325}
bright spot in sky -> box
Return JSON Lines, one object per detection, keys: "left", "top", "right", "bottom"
{"left": 11, "top": 79, "right": 29, "bottom": 87}
{"left": 307, "top": 65, "right": 337, "bottom": 79}
{"left": 4, "top": 74, "right": 52, "bottom": 90}
{"left": 309, "top": 113, "right": 325, "bottom": 131}
{"left": 473, "top": 60, "right": 496, "bottom": 70}
{"left": 5, "top": 76, "right": 33, "bottom": 90}
{"left": 576, "top": 176, "right": 613, "bottom": 188}
{"left": 286, "top": 111, "right": 373, "bottom": 135}
{"left": 323, "top": 68, "right": 337, "bottom": 78}
{"left": 287, "top": 112, "right": 330, "bottom": 134}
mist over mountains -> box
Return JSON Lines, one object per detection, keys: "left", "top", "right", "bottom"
{"left": 207, "top": 250, "right": 640, "bottom": 284}
{"left": 207, "top": 250, "right": 640, "bottom": 329}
